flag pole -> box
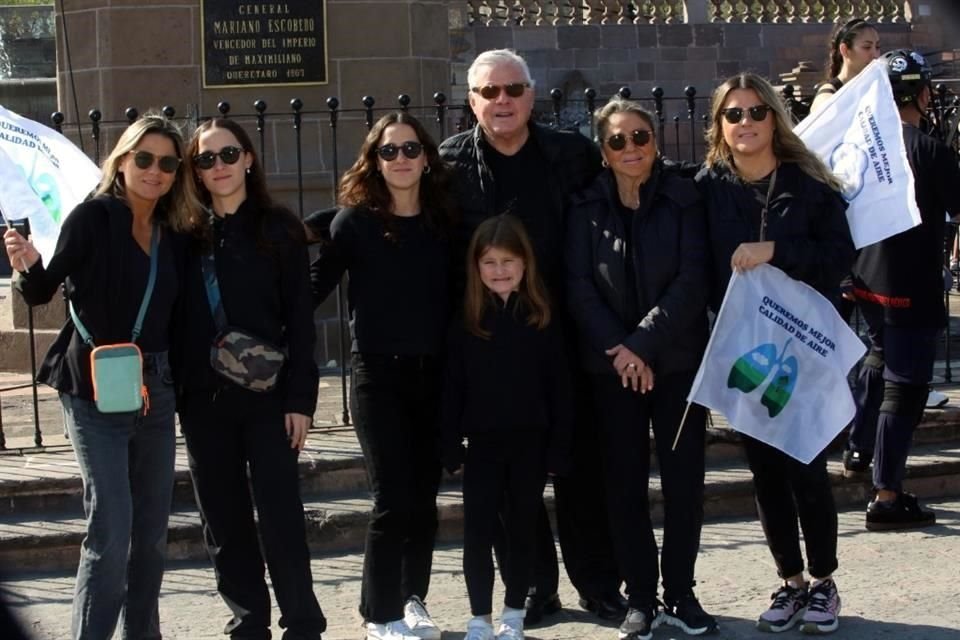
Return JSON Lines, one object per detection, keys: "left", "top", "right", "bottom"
{"left": 672, "top": 401, "right": 692, "bottom": 451}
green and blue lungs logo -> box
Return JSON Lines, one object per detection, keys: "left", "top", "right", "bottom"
{"left": 30, "top": 173, "right": 63, "bottom": 223}
{"left": 727, "top": 340, "right": 798, "bottom": 418}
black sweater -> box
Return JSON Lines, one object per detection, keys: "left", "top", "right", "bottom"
{"left": 310, "top": 205, "right": 450, "bottom": 356}
{"left": 440, "top": 294, "right": 573, "bottom": 475}
{"left": 174, "top": 200, "right": 318, "bottom": 416}
{"left": 15, "top": 195, "right": 188, "bottom": 400}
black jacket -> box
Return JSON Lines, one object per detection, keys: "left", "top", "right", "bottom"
{"left": 174, "top": 200, "right": 319, "bottom": 416}
{"left": 566, "top": 162, "right": 710, "bottom": 376}
{"left": 439, "top": 121, "right": 602, "bottom": 299}
{"left": 440, "top": 294, "right": 573, "bottom": 475}
{"left": 15, "top": 195, "right": 189, "bottom": 400}
{"left": 695, "top": 162, "right": 855, "bottom": 310}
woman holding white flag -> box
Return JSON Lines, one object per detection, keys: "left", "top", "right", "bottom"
{"left": 696, "top": 73, "right": 854, "bottom": 635}
{"left": 3, "top": 113, "right": 197, "bottom": 639}
{"left": 810, "top": 18, "right": 881, "bottom": 114}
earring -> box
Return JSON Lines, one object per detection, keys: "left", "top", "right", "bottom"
{"left": 245, "top": 167, "right": 251, "bottom": 175}
{"left": 601, "top": 159, "right": 609, "bottom": 168}
{"left": 423, "top": 165, "right": 431, "bottom": 174}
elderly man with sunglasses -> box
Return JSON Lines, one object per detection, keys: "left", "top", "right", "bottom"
{"left": 439, "top": 49, "right": 628, "bottom": 628}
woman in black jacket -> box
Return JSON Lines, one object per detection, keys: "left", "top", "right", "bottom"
{"left": 178, "top": 118, "right": 326, "bottom": 640}
{"left": 3, "top": 113, "right": 195, "bottom": 639}
{"left": 310, "top": 112, "right": 455, "bottom": 640}
{"left": 565, "top": 98, "right": 712, "bottom": 640}
{"left": 697, "top": 73, "right": 854, "bottom": 635}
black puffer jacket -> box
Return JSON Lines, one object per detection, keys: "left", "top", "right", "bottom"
{"left": 695, "top": 162, "right": 855, "bottom": 311}
{"left": 566, "top": 162, "right": 710, "bottom": 376}
{"left": 439, "top": 122, "right": 601, "bottom": 300}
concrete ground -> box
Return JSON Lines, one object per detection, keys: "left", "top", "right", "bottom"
{"left": 1, "top": 499, "right": 957, "bottom": 640}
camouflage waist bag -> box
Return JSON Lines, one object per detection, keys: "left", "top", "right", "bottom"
{"left": 201, "top": 248, "right": 286, "bottom": 393}
{"left": 210, "top": 327, "right": 286, "bottom": 393}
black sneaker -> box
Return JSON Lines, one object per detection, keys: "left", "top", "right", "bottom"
{"left": 523, "top": 591, "right": 561, "bottom": 626}
{"left": 841, "top": 449, "right": 871, "bottom": 479}
{"left": 662, "top": 594, "right": 719, "bottom": 635}
{"left": 618, "top": 606, "right": 656, "bottom": 640}
{"left": 866, "top": 492, "right": 936, "bottom": 531}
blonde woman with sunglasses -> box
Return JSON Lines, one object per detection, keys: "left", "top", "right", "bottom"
{"left": 3, "top": 113, "right": 197, "bottom": 639}
{"left": 565, "top": 97, "right": 713, "bottom": 640}
{"left": 696, "top": 73, "right": 855, "bottom": 635}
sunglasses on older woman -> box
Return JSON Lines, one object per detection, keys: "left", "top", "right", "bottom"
{"left": 193, "top": 146, "right": 244, "bottom": 170}
{"left": 605, "top": 129, "right": 653, "bottom": 151}
{"left": 130, "top": 150, "right": 181, "bottom": 174}
{"left": 720, "top": 105, "right": 772, "bottom": 124}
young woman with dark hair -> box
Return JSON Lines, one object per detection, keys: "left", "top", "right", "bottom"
{"left": 810, "top": 18, "right": 881, "bottom": 113}
{"left": 177, "top": 118, "right": 326, "bottom": 640}
{"left": 310, "top": 112, "right": 456, "bottom": 640}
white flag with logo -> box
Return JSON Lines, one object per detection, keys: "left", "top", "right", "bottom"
{"left": 793, "top": 58, "right": 920, "bottom": 249}
{"left": 0, "top": 105, "right": 101, "bottom": 264}
{"left": 688, "top": 265, "right": 866, "bottom": 463}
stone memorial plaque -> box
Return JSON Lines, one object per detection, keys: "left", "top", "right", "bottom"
{"left": 201, "top": 1, "right": 328, "bottom": 88}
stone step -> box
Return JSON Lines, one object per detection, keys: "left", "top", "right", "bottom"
{"left": 0, "top": 442, "right": 957, "bottom": 574}
{"left": 1, "top": 413, "right": 959, "bottom": 518}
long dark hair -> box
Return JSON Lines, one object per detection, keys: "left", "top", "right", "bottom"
{"left": 338, "top": 112, "right": 455, "bottom": 239}
{"left": 826, "top": 18, "right": 876, "bottom": 78}
{"left": 187, "top": 118, "right": 301, "bottom": 251}
{"left": 464, "top": 215, "right": 550, "bottom": 339}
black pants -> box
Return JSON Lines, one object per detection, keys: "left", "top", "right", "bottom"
{"left": 464, "top": 433, "right": 547, "bottom": 616}
{"left": 350, "top": 353, "right": 443, "bottom": 624}
{"left": 743, "top": 437, "right": 838, "bottom": 580}
{"left": 180, "top": 387, "right": 325, "bottom": 640}
{"left": 590, "top": 371, "right": 706, "bottom": 608}
{"left": 847, "top": 303, "right": 937, "bottom": 492}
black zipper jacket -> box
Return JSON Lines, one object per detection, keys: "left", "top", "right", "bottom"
{"left": 566, "top": 162, "right": 710, "bottom": 376}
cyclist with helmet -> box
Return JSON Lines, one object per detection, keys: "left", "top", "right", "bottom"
{"left": 845, "top": 49, "right": 960, "bottom": 530}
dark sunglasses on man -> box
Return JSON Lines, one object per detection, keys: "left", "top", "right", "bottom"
{"left": 193, "top": 145, "right": 244, "bottom": 170}
{"left": 376, "top": 141, "right": 423, "bottom": 161}
{"left": 720, "top": 105, "right": 773, "bottom": 125}
{"left": 605, "top": 129, "right": 654, "bottom": 151}
{"left": 470, "top": 83, "right": 530, "bottom": 100}
{"left": 130, "top": 150, "right": 181, "bottom": 174}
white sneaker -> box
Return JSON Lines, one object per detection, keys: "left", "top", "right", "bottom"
{"left": 465, "top": 616, "right": 495, "bottom": 640}
{"left": 366, "top": 619, "right": 420, "bottom": 640}
{"left": 927, "top": 388, "right": 949, "bottom": 408}
{"left": 403, "top": 596, "right": 442, "bottom": 639}
{"left": 496, "top": 608, "right": 524, "bottom": 640}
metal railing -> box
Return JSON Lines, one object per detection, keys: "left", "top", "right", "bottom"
{"left": 1, "top": 79, "right": 958, "bottom": 454}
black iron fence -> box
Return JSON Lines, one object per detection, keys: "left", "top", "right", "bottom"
{"left": 2, "top": 81, "right": 959, "bottom": 454}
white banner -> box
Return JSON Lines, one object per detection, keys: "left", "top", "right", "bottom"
{"left": 688, "top": 265, "right": 866, "bottom": 463}
{"left": 0, "top": 105, "right": 101, "bottom": 264}
{"left": 794, "top": 59, "right": 921, "bottom": 249}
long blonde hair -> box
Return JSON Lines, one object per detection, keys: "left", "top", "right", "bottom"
{"left": 95, "top": 112, "right": 200, "bottom": 232}
{"left": 464, "top": 215, "right": 550, "bottom": 339}
{"left": 704, "top": 73, "right": 844, "bottom": 191}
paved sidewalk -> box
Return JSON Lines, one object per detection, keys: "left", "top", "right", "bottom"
{"left": 1, "top": 499, "right": 957, "bottom": 640}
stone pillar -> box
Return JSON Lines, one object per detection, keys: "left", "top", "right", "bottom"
{"left": 683, "top": 0, "right": 710, "bottom": 24}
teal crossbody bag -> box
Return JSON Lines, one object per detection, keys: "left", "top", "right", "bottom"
{"left": 68, "top": 224, "right": 159, "bottom": 414}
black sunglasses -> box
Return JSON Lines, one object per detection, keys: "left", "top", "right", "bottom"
{"left": 605, "top": 129, "right": 653, "bottom": 151}
{"left": 193, "top": 146, "right": 243, "bottom": 170}
{"left": 471, "top": 83, "right": 530, "bottom": 100}
{"left": 721, "top": 105, "right": 773, "bottom": 125}
{"left": 130, "top": 150, "right": 181, "bottom": 174}
{"left": 376, "top": 141, "right": 424, "bottom": 161}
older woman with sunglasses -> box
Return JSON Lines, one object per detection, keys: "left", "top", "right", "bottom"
{"left": 176, "top": 118, "right": 326, "bottom": 640}
{"left": 3, "top": 113, "right": 196, "bottom": 639}
{"left": 565, "top": 97, "right": 713, "bottom": 640}
{"left": 310, "top": 112, "right": 456, "bottom": 640}
{"left": 696, "top": 73, "right": 854, "bottom": 635}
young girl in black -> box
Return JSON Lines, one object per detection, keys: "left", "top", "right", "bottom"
{"left": 442, "top": 215, "right": 572, "bottom": 640}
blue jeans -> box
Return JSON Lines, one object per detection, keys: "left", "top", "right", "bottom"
{"left": 61, "top": 352, "right": 177, "bottom": 640}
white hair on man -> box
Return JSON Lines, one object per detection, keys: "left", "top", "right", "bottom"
{"left": 467, "top": 49, "right": 536, "bottom": 89}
